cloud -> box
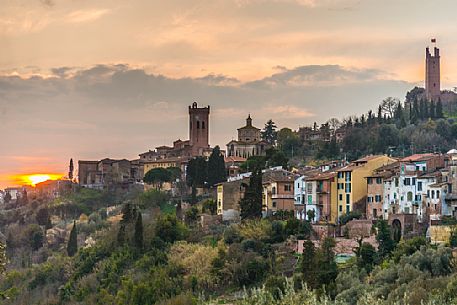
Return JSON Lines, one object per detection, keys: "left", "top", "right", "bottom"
{"left": 66, "top": 9, "right": 110, "bottom": 23}
{"left": 0, "top": 63, "right": 412, "bottom": 188}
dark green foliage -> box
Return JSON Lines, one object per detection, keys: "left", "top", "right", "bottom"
{"left": 186, "top": 157, "right": 208, "bottom": 188}
{"left": 301, "top": 240, "right": 318, "bottom": 289}
{"left": 134, "top": 212, "right": 144, "bottom": 251}
{"left": 185, "top": 206, "right": 199, "bottom": 224}
{"left": 376, "top": 220, "right": 395, "bottom": 259}
{"left": 270, "top": 221, "right": 285, "bottom": 243}
{"left": 339, "top": 210, "right": 362, "bottom": 225}
{"left": 207, "top": 146, "right": 227, "bottom": 187}
{"left": 277, "top": 128, "right": 301, "bottom": 157}
{"left": 144, "top": 167, "right": 173, "bottom": 188}
{"left": 67, "top": 221, "right": 78, "bottom": 257}
{"left": 155, "top": 214, "right": 187, "bottom": 243}
{"left": 261, "top": 119, "right": 278, "bottom": 145}
{"left": 284, "top": 218, "right": 312, "bottom": 239}
{"left": 201, "top": 199, "right": 217, "bottom": 215}
{"left": 316, "top": 237, "right": 338, "bottom": 287}
{"left": 357, "top": 242, "right": 377, "bottom": 272}
{"left": 392, "top": 236, "right": 427, "bottom": 262}
{"left": 36, "top": 207, "right": 52, "bottom": 229}
{"left": 28, "top": 224, "right": 44, "bottom": 251}
{"left": 139, "top": 189, "right": 170, "bottom": 209}
{"left": 240, "top": 168, "right": 263, "bottom": 219}
{"left": 264, "top": 276, "right": 286, "bottom": 300}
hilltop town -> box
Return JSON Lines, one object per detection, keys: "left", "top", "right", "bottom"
{"left": 3, "top": 44, "right": 457, "bottom": 304}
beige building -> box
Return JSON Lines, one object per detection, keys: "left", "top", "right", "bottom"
{"left": 226, "top": 115, "right": 270, "bottom": 158}
{"left": 262, "top": 169, "right": 296, "bottom": 214}
{"left": 336, "top": 155, "right": 396, "bottom": 219}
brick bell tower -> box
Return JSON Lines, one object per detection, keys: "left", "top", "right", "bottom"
{"left": 188, "top": 102, "right": 210, "bottom": 156}
{"left": 425, "top": 42, "right": 441, "bottom": 102}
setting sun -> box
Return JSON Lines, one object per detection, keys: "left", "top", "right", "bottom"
{"left": 10, "top": 173, "right": 64, "bottom": 187}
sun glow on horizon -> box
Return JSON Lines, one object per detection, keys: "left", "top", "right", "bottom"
{"left": 11, "top": 173, "right": 65, "bottom": 187}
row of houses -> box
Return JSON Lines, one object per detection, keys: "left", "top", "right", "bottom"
{"left": 217, "top": 152, "right": 457, "bottom": 225}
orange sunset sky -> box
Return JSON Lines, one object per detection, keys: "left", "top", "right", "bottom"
{"left": 2, "top": 0, "right": 457, "bottom": 188}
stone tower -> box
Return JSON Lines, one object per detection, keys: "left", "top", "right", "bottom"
{"left": 189, "top": 102, "right": 210, "bottom": 156}
{"left": 425, "top": 46, "right": 441, "bottom": 101}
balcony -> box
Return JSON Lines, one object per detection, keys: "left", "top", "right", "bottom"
{"left": 271, "top": 194, "right": 294, "bottom": 199}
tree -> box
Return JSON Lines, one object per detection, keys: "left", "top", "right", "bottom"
{"left": 29, "top": 225, "right": 44, "bottom": 251}
{"left": 277, "top": 128, "right": 301, "bottom": 157}
{"left": 0, "top": 242, "right": 5, "bottom": 275}
{"left": 436, "top": 100, "right": 444, "bottom": 118}
{"left": 316, "top": 237, "right": 338, "bottom": 287}
{"left": 134, "top": 212, "right": 143, "bottom": 251}
{"left": 143, "top": 167, "right": 172, "bottom": 189}
{"left": 430, "top": 100, "right": 436, "bottom": 119}
{"left": 207, "top": 146, "right": 227, "bottom": 187}
{"left": 36, "top": 207, "right": 52, "bottom": 229}
{"left": 301, "top": 240, "right": 318, "bottom": 289}
{"left": 380, "top": 97, "right": 399, "bottom": 118}
{"left": 307, "top": 209, "right": 316, "bottom": 222}
{"left": 357, "top": 242, "right": 377, "bottom": 272}
{"left": 376, "top": 220, "right": 395, "bottom": 259}
{"left": 261, "top": 119, "right": 278, "bottom": 145}
{"left": 186, "top": 157, "right": 208, "bottom": 188}
{"left": 69, "top": 158, "right": 74, "bottom": 180}
{"left": 327, "top": 118, "right": 341, "bottom": 133}
{"left": 67, "top": 221, "right": 78, "bottom": 257}
{"left": 240, "top": 168, "right": 263, "bottom": 219}
{"left": 377, "top": 105, "right": 383, "bottom": 124}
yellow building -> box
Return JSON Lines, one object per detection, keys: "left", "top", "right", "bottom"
{"left": 336, "top": 155, "right": 396, "bottom": 219}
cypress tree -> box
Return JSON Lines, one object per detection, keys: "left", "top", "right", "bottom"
{"left": 134, "top": 212, "right": 144, "bottom": 251}
{"left": 430, "top": 101, "right": 436, "bottom": 119}
{"left": 67, "top": 221, "right": 78, "bottom": 257}
{"left": 436, "top": 100, "right": 444, "bottom": 118}
{"left": 301, "top": 240, "right": 317, "bottom": 289}
{"left": 117, "top": 224, "right": 126, "bottom": 245}
{"left": 377, "top": 106, "right": 383, "bottom": 124}
{"left": 207, "top": 146, "right": 227, "bottom": 187}
{"left": 240, "top": 168, "right": 263, "bottom": 219}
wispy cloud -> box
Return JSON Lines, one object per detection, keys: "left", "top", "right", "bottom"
{"left": 66, "top": 9, "right": 110, "bottom": 24}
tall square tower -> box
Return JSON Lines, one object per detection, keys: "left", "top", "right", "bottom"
{"left": 425, "top": 46, "right": 440, "bottom": 102}
{"left": 189, "top": 102, "right": 210, "bottom": 156}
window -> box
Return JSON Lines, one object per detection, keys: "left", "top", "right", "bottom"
{"left": 367, "top": 178, "right": 373, "bottom": 184}
{"left": 272, "top": 201, "right": 277, "bottom": 208}
{"left": 375, "top": 195, "right": 382, "bottom": 202}
{"left": 418, "top": 181, "right": 423, "bottom": 191}
{"left": 376, "top": 178, "right": 382, "bottom": 184}
{"left": 345, "top": 183, "right": 351, "bottom": 193}
{"left": 197, "top": 121, "right": 200, "bottom": 129}
{"left": 346, "top": 194, "right": 350, "bottom": 204}
{"left": 407, "top": 192, "right": 413, "bottom": 201}
{"left": 427, "top": 190, "right": 430, "bottom": 198}
{"left": 307, "top": 183, "right": 313, "bottom": 193}
{"left": 346, "top": 172, "right": 352, "bottom": 181}
{"left": 284, "top": 184, "right": 291, "bottom": 192}
{"left": 395, "top": 178, "right": 399, "bottom": 187}
{"left": 404, "top": 178, "right": 411, "bottom": 186}
{"left": 339, "top": 194, "right": 343, "bottom": 201}
{"left": 367, "top": 196, "right": 373, "bottom": 203}
{"left": 272, "top": 186, "right": 276, "bottom": 195}
{"left": 346, "top": 205, "right": 350, "bottom": 213}
{"left": 337, "top": 183, "right": 343, "bottom": 190}
{"left": 432, "top": 190, "right": 435, "bottom": 199}
{"left": 308, "top": 195, "right": 312, "bottom": 204}
{"left": 437, "top": 190, "right": 440, "bottom": 199}
{"left": 412, "top": 178, "right": 416, "bottom": 185}
{"left": 338, "top": 172, "right": 343, "bottom": 179}
{"left": 339, "top": 205, "right": 343, "bottom": 212}
{"left": 202, "top": 121, "right": 205, "bottom": 129}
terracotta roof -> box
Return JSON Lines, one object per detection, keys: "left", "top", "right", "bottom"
{"left": 400, "top": 153, "right": 436, "bottom": 162}
{"left": 225, "top": 156, "right": 246, "bottom": 163}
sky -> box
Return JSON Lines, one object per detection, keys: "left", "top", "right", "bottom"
{"left": 2, "top": 0, "right": 457, "bottom": 188}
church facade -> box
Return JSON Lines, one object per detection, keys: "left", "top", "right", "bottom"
{"left": 226, "top": 115, "right": 271, "bottom": 158}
